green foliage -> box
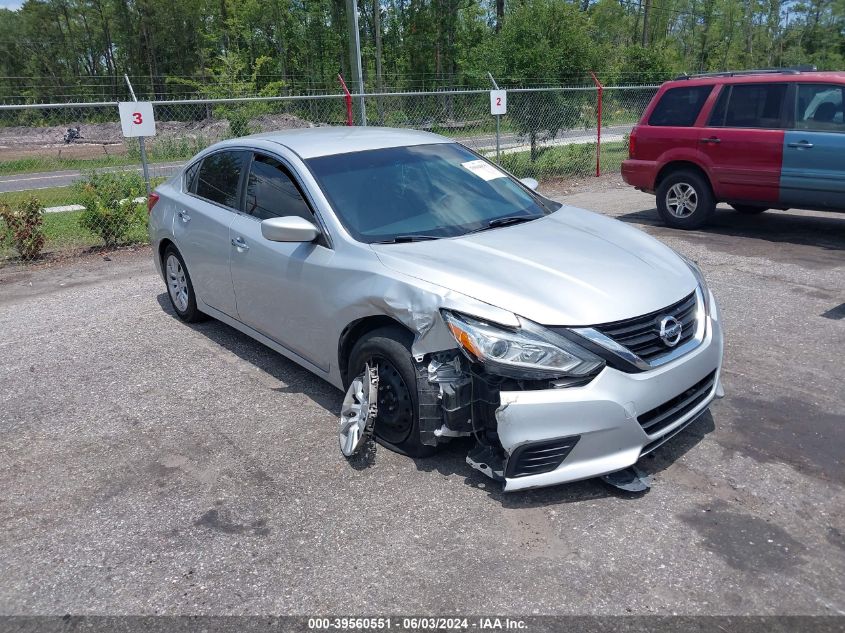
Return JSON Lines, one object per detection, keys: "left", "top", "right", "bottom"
{"left": 0, "top": 196, "right": 46, "bottom": 259}
{"left": 75, "top": 172, "right": 147, "bottom": 247}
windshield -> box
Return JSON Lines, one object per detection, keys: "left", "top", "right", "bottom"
{"left": 306, "top": 143, "right": 558, "bottom": 243}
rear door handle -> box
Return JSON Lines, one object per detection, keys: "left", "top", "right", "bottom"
{"left": 787, "top": 140, "right": 814, "bottom": 149}
{"left": 231, "top": 236, "right": 249, "bottom": 251}
{"left": 699, "top": 136, "right": 721, "bottom": 144}
{"left": 177, "top": 210, "right": 191, "bottom": 222}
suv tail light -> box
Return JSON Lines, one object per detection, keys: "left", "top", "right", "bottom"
{"left": 628, "top": 127, "right": 637, "bottom": 159}
{"left": 147, "top": 192, "right": 160, "bottom": 214}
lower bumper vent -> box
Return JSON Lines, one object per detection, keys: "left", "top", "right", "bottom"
{"left": 506, "top": 436, "right": 580, "bottom": 479}
{"left": 638, "top": 370, "right": 717, "bottom": 436}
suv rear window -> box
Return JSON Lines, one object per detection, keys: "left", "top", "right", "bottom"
{"left": 648, "top": 86, "right": 713, "bottom": 127}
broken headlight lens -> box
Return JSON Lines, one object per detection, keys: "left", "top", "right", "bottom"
{"left": 441, "top": 310, "right": 605, "bottom": 379}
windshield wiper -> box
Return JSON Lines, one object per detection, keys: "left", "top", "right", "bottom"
{"left": 467, "top": 215, "right": 542, "bottom": 234}
{"left": 372, "top": 234, "right": 441, "bottom": 244}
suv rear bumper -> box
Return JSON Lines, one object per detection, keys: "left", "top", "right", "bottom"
{"left": 495, "top": 300, "right": 723, "bottom": 492}
{"left": 621, "top": 159, "right": 656, "bottom": 192}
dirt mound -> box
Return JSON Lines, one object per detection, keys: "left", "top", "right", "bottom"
{"left": 0, "top": 112, "right": 314, "bottom": 149}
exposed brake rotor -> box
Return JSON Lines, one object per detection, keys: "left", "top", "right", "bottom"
{"left": 338, "top": 362, "right": 379, "bottom": 457}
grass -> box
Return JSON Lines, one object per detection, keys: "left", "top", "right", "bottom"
{"left": 497, "top": 140, "right": 628, "bottom": 180}
{"left": 0, "top": 185, "right": 79, "bottom": 209}
{"left": 0, "top": 177, "right": 164, "bottom": 263}
{"left": 0, "top": 154, "right": 178, "bottom": 177}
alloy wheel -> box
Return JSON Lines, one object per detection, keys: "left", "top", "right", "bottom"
{"left": 666, "top": 183, "right": 698, "bottom": 218}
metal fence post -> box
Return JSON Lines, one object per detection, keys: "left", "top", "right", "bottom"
{"left": 589, "top": 71, "right": 603, "bottom": 178}
{"left": 338, "top": 74, "right": 354, "bottom": 126}
{"left": 123, "top": 74, "right": 151, "bottom": 195}
{"left": 487, "top": 73, "right": 501, "bottom": 163}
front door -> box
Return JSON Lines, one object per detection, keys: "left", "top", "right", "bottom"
{"left": 697, "top": 83, "right": 788, "bottom": 205}
{"left": 228, "top": 153, "right": 336, "bottom": 371}
{"left": 780, "top": 83, "right": 845, "bottom": 210}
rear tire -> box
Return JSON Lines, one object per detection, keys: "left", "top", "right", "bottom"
{"left": 347, "top": 326, "right": 435, "bottom": 458}
{"left": 731, "top": 204, "right": 768, "bottom": 214}
{"left": 656, "top": 170, "right": 715, "bottom": 229}
{"left": 162, "top": 245, "right": 206, "bottom": 323}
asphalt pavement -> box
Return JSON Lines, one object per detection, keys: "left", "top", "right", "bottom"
{"left": 0, "top": 178, "right": 843, "bottom": 616}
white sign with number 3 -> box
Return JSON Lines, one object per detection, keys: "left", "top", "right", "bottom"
{"left": 490, "top": 90, "right": 507, "bottom": 115}
{"left": 119, "top": 101, "right": 156, "bottom": 137}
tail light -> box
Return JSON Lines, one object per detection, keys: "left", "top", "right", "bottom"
{"left": 628, "top": 127, "right": 637, "bottom": 159}
{"left": 147, "top": 192, "right": 160, "bottom": 214}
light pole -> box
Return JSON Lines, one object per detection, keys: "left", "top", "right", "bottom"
{"left": 346, "top": 0, "right": 367, "bottom": 126}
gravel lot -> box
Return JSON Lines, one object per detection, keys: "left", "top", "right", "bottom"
{"left": 1, "top": 178, "right": 843, "bottom": 616}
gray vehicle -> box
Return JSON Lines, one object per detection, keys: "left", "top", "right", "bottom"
{"left": 148, "top": 127, "right": 724, "bottom": 492}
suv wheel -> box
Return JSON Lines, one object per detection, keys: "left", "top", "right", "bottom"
{"left": 656, "top": 170, "right": 715, "bottom": 229}
{"left": 163, "top": 245, "right": 206, "bottom": 323}
{"left": 347, "top": 326, "right": 436, "bottom": 458}
{"left": 731, "top": 204, "right": 768, "bottom": 214}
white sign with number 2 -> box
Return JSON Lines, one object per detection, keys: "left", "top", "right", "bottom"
{"left": 119, "top": 101, "right": 156, "bottom": 138}
{"left": 490, "top": 90, "right": 507, "bottom": 115}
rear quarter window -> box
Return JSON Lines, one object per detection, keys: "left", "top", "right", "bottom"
{"left": 648, "top": 85, "right": 713, "bottom": 127}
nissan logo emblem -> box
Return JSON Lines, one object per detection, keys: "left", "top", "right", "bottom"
{"left": 659, "top": 316, "right": 683, "bottom": 347}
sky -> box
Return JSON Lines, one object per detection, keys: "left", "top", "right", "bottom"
{"left": 0, "top": 0, "right": 23, "bottom": 9}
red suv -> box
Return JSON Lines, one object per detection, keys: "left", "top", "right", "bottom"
{"left": 622, "top": 69, "right": 845, "bottom": 229}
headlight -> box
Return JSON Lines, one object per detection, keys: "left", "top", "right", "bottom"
{"left": 680, "top": 254, "right": 711, "bottom": 315}
{"left": 441, "top": 310, "right": 604, "bottom": 379}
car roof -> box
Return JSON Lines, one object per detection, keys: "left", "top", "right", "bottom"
{"left": 234, "top": 126, "right": 454, "bottom": 159}
{"left": 663, "top": 71, "right": 845, "bottom": 89}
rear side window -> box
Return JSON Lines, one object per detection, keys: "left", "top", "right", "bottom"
{"left": 648, "top": 86, "right": 713, "bottom": 127}
{"left": 795, "top": 84, "right": 844, "bottom": 132}
{"left": 244, "top": 154, "right": 313, "bottom": 221}
{"left": 195, "top": 150, "right": 249, "bottom": 208}
{"left": 721, "top": 84, "right": 787, "bottom": 129}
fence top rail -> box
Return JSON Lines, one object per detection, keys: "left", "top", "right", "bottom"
{"left": 0, "top": 84, "right": 661, "bottom": 110}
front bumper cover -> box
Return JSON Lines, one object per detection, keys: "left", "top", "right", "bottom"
{"left": 495, "top": 310, "right": 723, "bottom": 492}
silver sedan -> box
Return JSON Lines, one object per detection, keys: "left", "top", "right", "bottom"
{"left": 148, "top": 127, "right": 724, "bottom": 492}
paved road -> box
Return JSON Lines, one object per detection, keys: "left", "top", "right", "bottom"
{"left": 0, "top": 161, "right": 185, "bottom": 194}
{"left": 0, "top": 125, "right": 632, "bottom": 194}
{"left": 1, "top": 181, "right": 842, "bottom": 616}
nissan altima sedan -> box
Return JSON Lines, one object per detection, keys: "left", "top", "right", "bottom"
{"left": 148, "top": 127, "right": 724, "bottom": 492}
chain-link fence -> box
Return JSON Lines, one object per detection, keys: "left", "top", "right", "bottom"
{"left": 0, "top": 85, "right": 656, "bottom": 266}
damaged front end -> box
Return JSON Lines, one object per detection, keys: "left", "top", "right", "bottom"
{"left": 412, "top": 309, "right": 607, "bottom": 485}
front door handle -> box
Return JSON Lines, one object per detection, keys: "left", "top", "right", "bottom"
{"left": 178, "top": 210, "right": 191, "bottom": 223}
{"left": 787, "top": 140, "right": 814, "bottom": 149}
{"left": 699, "top": 136, "right": 721, "bottom": 144}
{"left": 231, "top": 236, "right": 249, "bottom": 251}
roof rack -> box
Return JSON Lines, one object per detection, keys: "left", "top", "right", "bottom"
{"left": 674, "top": 66, "right": 818, "bottom": 80}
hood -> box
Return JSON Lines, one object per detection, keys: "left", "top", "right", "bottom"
{"left": 371, "top": 205, "right": 697, "bottom": 326}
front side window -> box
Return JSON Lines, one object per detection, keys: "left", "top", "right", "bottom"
{"left": 195, "top": 150, "right": 249, "bottom": 208}
{"left": 648, "top": 86, "right": 713, "bottom": 127}
{"left": 244, "top": 154, "right": 313, "bottom": 221}
{"left": 795, "top": 84, "right": 844, "bottom": 131}
{"left": 722, "top": 83, "right": 787, "bottom": 129}
{"left": 307, "top": 143, "right": 557, "bottom": 243}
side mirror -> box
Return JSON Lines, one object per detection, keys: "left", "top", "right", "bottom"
{"left": 261, "top": 216, "right": 321, "bottom": 243}
{"left": 520, "top": 177, "right": 539, "bottom": 191}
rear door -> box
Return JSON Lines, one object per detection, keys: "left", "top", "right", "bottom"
{"left": 780, "top": 83, "right": 845, "bottom": 210}
{"left": 697, "top": 82, "right": 788, "bottom": 204}
{"left": 173, "top": 149, "right": 249, "bottom": 317}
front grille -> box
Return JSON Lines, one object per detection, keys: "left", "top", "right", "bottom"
{"left": 506, "top": 436, "right": 580, "bottom": 478}
{"left": 638, "top": 370, "right": 717, "bottom": 436}
{"left": 595, "top": 292, "right": 698, "bottom": 363}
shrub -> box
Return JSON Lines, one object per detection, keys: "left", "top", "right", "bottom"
{"left": 75, "top": 171, "right": 146, "bottom": 247}
{"left": 0, "top": 196, "right": 46, "bottom": 259}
